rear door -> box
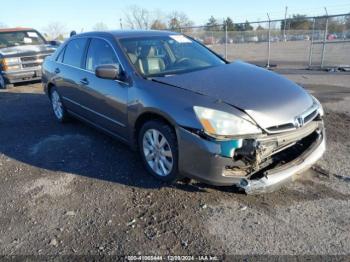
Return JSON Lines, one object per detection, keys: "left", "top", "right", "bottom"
{"left": 55, "top": 37, "right": 89, "bottom": 116}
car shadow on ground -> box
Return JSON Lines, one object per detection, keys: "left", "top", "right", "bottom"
{"left": 0, "top": 91, "right": 243, "bottom": 194}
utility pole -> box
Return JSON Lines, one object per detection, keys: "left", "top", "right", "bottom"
{"left": 283, "top": 6, "right": 288, "bottom": 41}
{"left": 120, "top": 18, "right": 123, "bottom": 30}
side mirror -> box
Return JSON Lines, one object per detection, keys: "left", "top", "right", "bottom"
{"left": 49, "top": 40, "right": 61, "bottom": 46}
{"left": 95, "top": 64, "right": 121, "bottom": 80}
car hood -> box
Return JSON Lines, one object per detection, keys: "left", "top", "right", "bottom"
{"left": 153, "top": 61, "right": 314, "bottom": 130}
{"left": 0, "top": 44, "right": 56, "bottom": 57}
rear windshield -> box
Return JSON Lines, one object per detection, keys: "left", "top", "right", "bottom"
{"left": 119, "top": 35, "right": 225, "bottom": 77}
{"left": 0, "top": 30, "right": 46, "bottom": 48}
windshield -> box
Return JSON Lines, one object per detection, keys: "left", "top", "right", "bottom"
{"left": 0, "top": 30, "right": 46, "bottom": 48}
{"left": 119, "top": 35, "right": 225, "bottom": 77}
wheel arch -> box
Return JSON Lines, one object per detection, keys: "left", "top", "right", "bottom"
{"left": 46, "top": 82, "right": 56, "bottom": 99}
{"left": 132, "top": 110, "right": 177, "bottom": 150}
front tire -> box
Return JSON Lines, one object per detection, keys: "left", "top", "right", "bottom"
{"left": 50, "top": 87, "right": 69, "bottom": 122}
{"left": 138, "top": 120, "right": 180, "bottom": 182}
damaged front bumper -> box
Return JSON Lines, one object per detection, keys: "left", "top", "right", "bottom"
{"left": 177, "top": 120, "right": 325, "bottom": 194}
{"left": 240, "top": 128, "right": 325, "bottom": 194}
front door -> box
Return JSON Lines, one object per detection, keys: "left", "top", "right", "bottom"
{"left": 74, "top": 38, "right": 129, "bottom": 139}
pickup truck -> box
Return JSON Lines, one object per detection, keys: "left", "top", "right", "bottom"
{"left": 0, "top": 27, "right": 59, "bottom": 89}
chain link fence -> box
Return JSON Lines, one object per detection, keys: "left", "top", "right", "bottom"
{"left": 171, "top": 13, "right": 350, "bottom": 70}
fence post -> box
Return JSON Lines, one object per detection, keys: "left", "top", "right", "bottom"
{"left": 283, "top": 6, "right": 288, "bottom": 41}
{"left": 308, "top": 18, "right": 316, "bottom": 68}
{"left": 267, "top": 13, "right": 271, "bottom": 68}
{"left": 224, "top": 22, "right": 228, "bottom": 60}
{"left": 321, "top": 16, "right": 329, "bottom": 68}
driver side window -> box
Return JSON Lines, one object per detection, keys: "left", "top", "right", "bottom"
{"left": 85, "top": 38, "right": 119, "bottom": 72}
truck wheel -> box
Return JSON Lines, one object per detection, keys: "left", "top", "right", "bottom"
{"left": 0, "top": 74, "right": 5, "bottom": 89}
{"left": 138, "top": 120, "right": 180, "bottom": 182}
{"left": 0, "top": 75, "right": 13, "bottom": 89}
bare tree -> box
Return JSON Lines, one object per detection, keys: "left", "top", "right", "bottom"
{"left": 124, "top": 5, "right": 151, "bottom": 29}
{"left": 123, "top": 6, "right": 193, "bottom": 31}
{"left": 93, "top": 22, "right": 109, "bottom": 31}
{"left": 151, "top": 20, "right": 167, "bottom": 30}
{"left": 168, "top": 11, "right": 194, "bottom": 30}
{"left": 43, "top": 22, "right": 67, "bottom": 40}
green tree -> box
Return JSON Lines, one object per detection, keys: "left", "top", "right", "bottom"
{"left": 346, "top": 15, "right": 350, "bottom": 28}
{"left": 223, "top": 17, "right": 235, "bottom": 31}
{"left": 244, "top": 21, "right": 253, "bottom": 31}
{"left": 234, "top": 20, "right": 253, "bottom": 31}
{"left": 328, "top": 18, "right": 345, "bottom": 33}
{"left": 205, "top": 16, "right": 220, "bottom": 31}
{"left": 281, "top": 14, "right": 312, "bottom": 30}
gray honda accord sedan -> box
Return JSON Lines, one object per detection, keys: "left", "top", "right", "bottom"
{"left": 42, "top": 30, "right": 325, "bottom": 194}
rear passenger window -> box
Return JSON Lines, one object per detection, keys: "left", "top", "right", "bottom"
{"left": 85, "top": 38, "right": 119, "bottom": 71}
{"left": 63, "top": 38, "right": 88, "bottom": 68}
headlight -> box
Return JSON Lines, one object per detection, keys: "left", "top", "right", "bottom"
{"left": 6, "top": 65, "right": 21, "bottom": 71}
{"left": 1, "top": 57, "right": 21, "bottom": 71}
{"left": 4, "top": 57, "right": 20, "bottom": 65}
{"left": 312, "top": 96, "right": 324, "bottom": 117}
{"left": 193, "top": 106, "right": 261, "bottom": 137}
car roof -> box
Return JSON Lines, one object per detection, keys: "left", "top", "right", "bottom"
{"left": 0, "top": 27, "right": 35, "bottom": 33}
{"left": 72, "top": 30, "right": 180, "bottom": 40}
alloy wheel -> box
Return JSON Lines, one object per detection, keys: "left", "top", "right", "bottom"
{"left": 142, "top": 129, "right": 173, "bottom": 176}
{"left": 51, "top": 90, "right": 64, "bottom": 120}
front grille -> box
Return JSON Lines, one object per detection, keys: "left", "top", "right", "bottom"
{"left": 304, "top": 109, "right": 318, "bottom": 123}
{"left": 20, "top": 54, "right": 50, "bottom": 69}
{"left": 266, "top": 103, "right": 319, "bottom": 134}
{"left": 21, "top": 56, "right": 37, "bottom": 62}
{"left": 20, "top": 54, "right": 49, "bottom": 62}
{"left": 267, "top": 123, "right": 295, "bottom": 133}
{"left": 22, "top": 63, "right": 41, "bottom": 68}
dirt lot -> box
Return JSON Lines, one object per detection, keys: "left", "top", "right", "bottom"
{"left": 0, "top": 70, "right": 350, "bottom": 257}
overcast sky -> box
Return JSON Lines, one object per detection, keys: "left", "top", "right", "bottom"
{"left": 1, "top": 0, "right": 350, "bottom": 32}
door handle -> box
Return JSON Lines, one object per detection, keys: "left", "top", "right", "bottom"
{"left": 54, "top": 68, "right": 60, "bottom": 74}
{"left": 80, "top": 78, "right": 89, "bottom": 85}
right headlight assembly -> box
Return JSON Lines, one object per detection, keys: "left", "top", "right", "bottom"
{"left": 312, "top": 96, "right": 324, "bottom": 117}
{"left": 193, "top": 106, "right": 262, "bottom": 137}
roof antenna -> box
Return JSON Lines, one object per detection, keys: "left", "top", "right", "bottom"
{"left": 70, "top": 30, "right": 77, "bottom": 37}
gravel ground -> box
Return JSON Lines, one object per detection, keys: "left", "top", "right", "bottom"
{"left": 0, "top": 70, "right": 350, "bottom": 257}
{"left": 209, "top": 41, "right": 350, "bottom": 68}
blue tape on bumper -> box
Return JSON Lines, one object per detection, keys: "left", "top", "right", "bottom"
{"left": 219, "top": 139, "right": 243, "bottom": 157}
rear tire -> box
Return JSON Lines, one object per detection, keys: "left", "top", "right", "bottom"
{"left": 138, "top": 120, "right": 180, "bottom": 182}
{"left": 50, "top": 87, "right": 69, "bottom": 122}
